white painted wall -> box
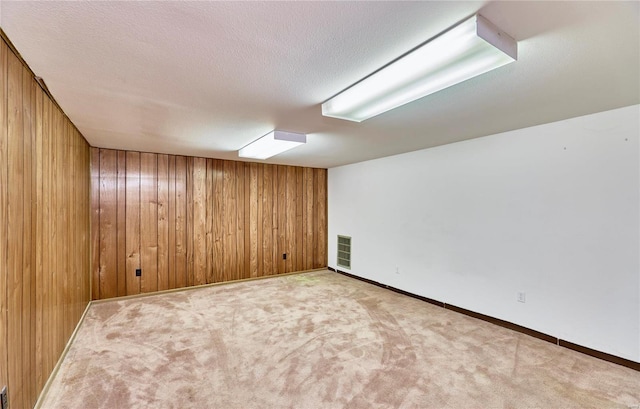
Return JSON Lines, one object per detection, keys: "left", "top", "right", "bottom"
{"left": 328, "top": 105, "right": 640, "bottom": 362}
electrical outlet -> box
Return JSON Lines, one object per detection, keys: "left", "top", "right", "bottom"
{"left": 1, "top": 385, "right": 8, "bottom": 409}
{"left": 282, "top": 253, "right": 287, "bottom": 260}
{"left": 395, "top": 267, "right": 399, "bottom": 274}
{"left": 135, "top": 268, "right": 141, "bottom": 277}
{"left": 517, "top": 292, "right": 526, "bottom": 303}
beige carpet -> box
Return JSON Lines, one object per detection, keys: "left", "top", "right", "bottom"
{"left": 39, "top": 270, "right": 639, "bottom": 408}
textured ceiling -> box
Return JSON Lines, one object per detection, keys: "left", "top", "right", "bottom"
{"left": 1, "top": 1, "right": 638, "bottom": 168}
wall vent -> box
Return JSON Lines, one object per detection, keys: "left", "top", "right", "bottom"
{"left": 337, "top": 235, "right": 351, "bottom": 269}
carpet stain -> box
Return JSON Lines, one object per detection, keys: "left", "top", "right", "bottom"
{"left": 105, "top": 331, "right": 119, "bottom": 340}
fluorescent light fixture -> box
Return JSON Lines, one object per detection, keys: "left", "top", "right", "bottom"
{"left": 238, "top": 130, "right": 306, "bottom": 160}
{"left": 322, "top": 14, "right": 517, "bottom": 122}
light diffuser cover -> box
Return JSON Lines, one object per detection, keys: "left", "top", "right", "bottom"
{"left": 238, "top": 130, "right": 306, "bottom": 160}
{"left": 322, "top": 14, "right": 517, "bottom": 122}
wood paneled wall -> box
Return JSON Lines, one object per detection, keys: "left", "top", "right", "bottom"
{"left": 0, "top": 35, "right": 91, "bottom": 409}
{"left": 91, "top": 149, "right": 327, "bottom": 300}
